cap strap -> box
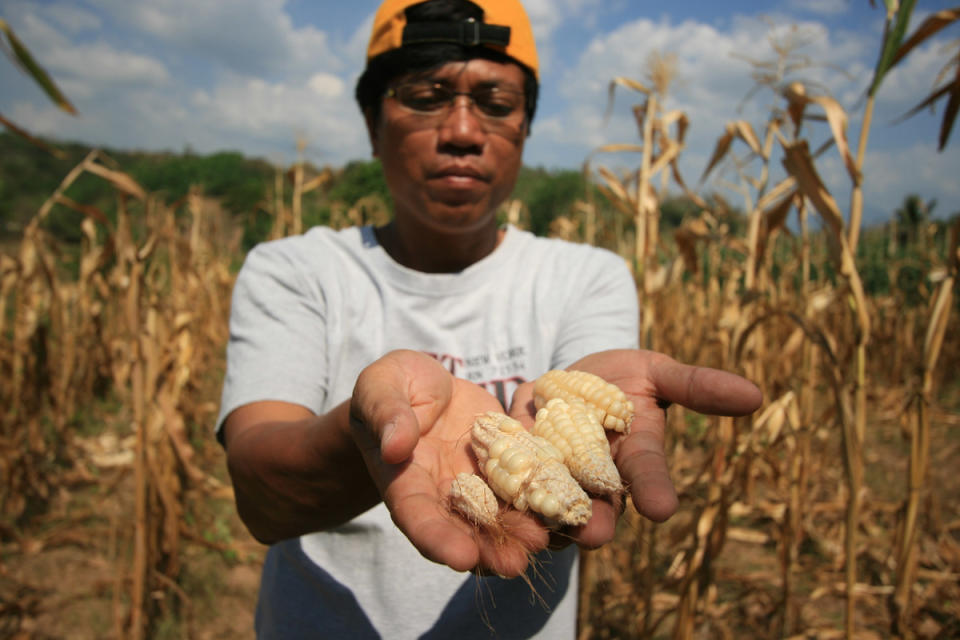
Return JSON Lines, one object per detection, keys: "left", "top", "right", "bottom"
{"left": 402, "top": 20, "right": 511, "bottom": 49}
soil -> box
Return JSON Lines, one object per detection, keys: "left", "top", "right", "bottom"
{"left": 1, "top": 440, "right": 265, "bottom": 640}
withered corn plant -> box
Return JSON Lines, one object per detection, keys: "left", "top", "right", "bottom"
{"left": 890, "top": 219, "right": 959, "bottom": 636}
{"left": 577, "top": 8, "right": 960, "bottom": 640}
{"left": 587, "top": 50, "right": 701, "bottom": 350}
{"left": 1, "top": 150, "right": 239, "bottom": 639}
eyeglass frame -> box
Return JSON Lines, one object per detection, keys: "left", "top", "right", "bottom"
{"left": 383, "top": 80, "right": 528, "bottom": 131}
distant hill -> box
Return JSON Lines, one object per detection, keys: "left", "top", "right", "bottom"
{"left": 0, "top": 132, "right": 278, "bottom": 236}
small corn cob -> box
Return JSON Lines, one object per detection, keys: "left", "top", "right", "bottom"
{"left": 449, "top": 472, "right": 501, "bottom": 530}
{"left": 532, "top": 398, "right": 622, "bottom": 495}
{"left": 470, "top": 411, "right": 592, "bottom": 527}
{"left": 533, "top": 369, "right": 635, "bottom": 434}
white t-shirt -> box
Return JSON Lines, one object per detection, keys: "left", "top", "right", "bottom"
{"left": 217, "top": 224, "right": 639, "bottom": 639}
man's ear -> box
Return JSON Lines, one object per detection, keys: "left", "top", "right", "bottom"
{"left": 363, "top": 108, "right": 380, "bottom": 158}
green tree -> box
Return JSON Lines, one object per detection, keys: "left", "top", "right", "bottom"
{"left": 894, "top": 193, "right": 936, "bottom": 249}
{"left": 327, "top": 159, "right": 391, "bottom": 206}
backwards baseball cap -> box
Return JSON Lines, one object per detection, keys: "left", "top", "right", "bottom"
{"left": 366, "top": 0, "right": 539, "bottom": 79}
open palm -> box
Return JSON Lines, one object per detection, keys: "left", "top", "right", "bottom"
{"left": 350, "top": 350, "right": 549, "bottom": 576}
{"left": 509, "top": 349, "right": 763, "bottom": 549}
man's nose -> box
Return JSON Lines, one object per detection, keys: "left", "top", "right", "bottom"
{"left": 437, "top": 95, "right": 486, "bottom": 150}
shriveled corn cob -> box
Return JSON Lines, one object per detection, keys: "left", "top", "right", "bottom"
{"left": 449, "top": 472, "right": 501, "bottom": 530}
{"left": 532, "top": 398, "right": 622, "bottom": 495}
{"left": 534, "top": 369, "right": 635, "bottom": 434}
{"left": 470, "top": 411, "right": 591, "bottom": 527}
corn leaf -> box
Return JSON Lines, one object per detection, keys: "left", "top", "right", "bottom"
{"left": 603, "top": 76, "right": 651, "bottom": 123}
{"left": 592, "top": 143, "right": 647, "bottom": 155}
{"left": 0, "top": 18, "right": 77, "bottom": 115}
{"left": 868, "top": 0, "right": 917, "bottom": 97}
{"left": 782, "top": 84, "right": 859, "bottom": 181}
{"left": 812, "top": 94, "right": 859, "bottom": 181}
{"left": 938, "top": 62, "right": 959, "bottom": 151}
{"left": 923, "top": 274, "right": 954, "bottom": 373}
{"left": 661, "top": 110, "right": 689, "bottom": 143}
{"left": 673, "top": 224, "right": 703, "bottom": 274}
{"left": 733, "top": 120, "right": 763, "bottom": 156}
{"left": 895, "top": 61, "right": 960, "bottom": 151}
{"left": 890, "top": 8, "right": 959, "bottom": 68}
{"left": 301, "top": 168, "right": 333, "bottom": 194}
{"left": 781, "top": 140, "right": 844, "bottom": 234}
{"left": 783, "top": 82, "right": 809, "bottom": 134}
{"left": 649, "top": 139, "right": 682, "bottom": 177}
{"left": 762, "top": 117, "right": 784, "bottom": 160}
{"left": 701, "top": 129, "right": 734, "bottom": 182}
{"left": 756, "top": 176, "right": 797, "bottom": 213}
{"left": 83, "top": 161, "right": 148, "bottom": 201}
{"left": 0, "top": 111, "right": 66, "bottom": 157}
{"left": 53, "top": 194, "right": 112, "bottom": 227}
{"left": 764, "top": 189, "right": 797, "bottom": 234}
{"left": 609, "top": 76, "right": 651, "bottom": 95}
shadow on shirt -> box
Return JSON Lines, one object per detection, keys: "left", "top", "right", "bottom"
{"left": 422, "top": 547, "right": 575, "bottom": 638}
{"left": 254, "top": 540, "right": 575, "bottom": 639}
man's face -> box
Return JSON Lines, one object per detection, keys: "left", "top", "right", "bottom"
{"left": 367, "top": 58, "right": 528, "bottom": 235}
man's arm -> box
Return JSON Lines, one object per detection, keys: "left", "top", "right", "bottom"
{"left": 222, "top": 350, "right": 551, "bottom": 577}
{"left": 222, "top": 399, "right": 381, "bottom": 544}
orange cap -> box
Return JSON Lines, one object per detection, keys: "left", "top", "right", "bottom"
{"left": 366, "top": 0, "right": 539, "bottom": 79}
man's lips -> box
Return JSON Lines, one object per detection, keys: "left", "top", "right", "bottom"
{"left": 430, "top": 165, "right": 489, "bottom": 182}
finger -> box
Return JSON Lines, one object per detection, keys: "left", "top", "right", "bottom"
{"left": 567, "top": 495, "right": 621, "bottom": 549}
{"left": 385, "top": 470, "right": 481, "bottom": 572}
{"left": 351, "top": 354, "right": 451, "bottom": 465}
{"left": 351, "top": 375, "right": 421, "bottom": 465}
{"left": 506, "top": 381, "right": 536, "bottom": 427}
{"left": 650, "top": 355, "right": 762, "bottom": 416}
{"left": 616, "top": 421, "right": 678, "bottom": 522}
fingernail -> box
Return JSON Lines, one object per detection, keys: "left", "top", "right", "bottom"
{"left": 381, "top": 421, "right": 397, "bottom": 449}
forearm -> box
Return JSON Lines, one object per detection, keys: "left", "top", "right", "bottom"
{"left": 224, "top": 400, "right": 381, "bottom": 544}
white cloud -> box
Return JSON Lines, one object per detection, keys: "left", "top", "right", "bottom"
{"left": 525, "top": 0, "right": 585, "bottom": 42}
{"left": 308, "top": 73, "right": 345, "bottom": 99}
{"left": 86, "top": 0, "right": 344, "bottom": 78}
{"left": 46, "top": 41, "right": 170, "bottom": 86}
{"left": 188, "top": 74, "right": 366, "bottom": 160}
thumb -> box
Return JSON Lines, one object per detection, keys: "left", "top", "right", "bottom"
{"left": 350, "top": 361, "right": 422, "bottom": 465}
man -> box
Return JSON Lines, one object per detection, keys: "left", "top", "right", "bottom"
{"left": 217, "top": 0, "right": 762, "bottom": 637}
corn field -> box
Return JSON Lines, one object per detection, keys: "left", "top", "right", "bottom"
{"left": 3, "top": 10, "right": 960, "bottom": 640}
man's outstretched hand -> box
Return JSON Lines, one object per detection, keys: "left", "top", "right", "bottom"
{"left": 509, "top": 349, "right": 763, "bottom": 549}
{"left": 351, "top": 348, "right": 762, "bottom": 577}
{"left": 349, "top": 350, "right": 549, "bottom": 578}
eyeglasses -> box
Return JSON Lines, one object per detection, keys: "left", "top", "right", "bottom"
{"left": 385, "top": 81, "right": 526, "bottom": 129}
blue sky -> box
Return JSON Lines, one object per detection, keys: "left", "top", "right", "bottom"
{"left": 1, "top": 0, "right": 958, "bottom": 226}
